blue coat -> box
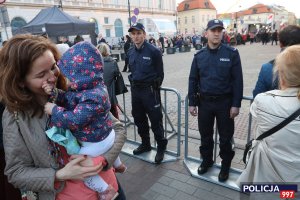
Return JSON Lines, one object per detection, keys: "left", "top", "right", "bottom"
{"left": 128, "top": 41, "right": 164, "bottom": 84}
{"left": 188, "top": 43, "right": 243, "bottom": 107}
{"left": 253, "top": 60, "right": 278, "bottom": 98}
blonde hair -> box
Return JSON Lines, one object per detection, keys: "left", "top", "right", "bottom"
{"left": 97, "top": 43, "right": 110, "bottom": 57}
{"left": 274, "top": 44, "right": 300, "bottom": 99}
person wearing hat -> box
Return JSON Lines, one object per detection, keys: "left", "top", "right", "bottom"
{"left": 188, "top": 19, "right": 243, "bottom": 182}
{"left": 127, "top": 22, "right": 168, "bottom": 164}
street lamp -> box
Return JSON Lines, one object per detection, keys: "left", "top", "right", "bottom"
{"left": 127, "top": 0, "right": 131, "bottom": 26}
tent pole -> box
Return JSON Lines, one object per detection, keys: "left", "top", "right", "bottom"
{"left": 127, "top": 0, "right": 131, "bottom": 26}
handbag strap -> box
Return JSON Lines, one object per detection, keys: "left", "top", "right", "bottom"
{"left": 256, "top": 107, "right": 300, "bottom": 140}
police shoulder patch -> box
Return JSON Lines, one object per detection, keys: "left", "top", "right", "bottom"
{"left": 223, "top": 44, "right": 237, "bottom": 51}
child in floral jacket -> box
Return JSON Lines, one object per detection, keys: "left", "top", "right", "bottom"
{"left": 43, "top": 41, "right": 126, "bottom": 200}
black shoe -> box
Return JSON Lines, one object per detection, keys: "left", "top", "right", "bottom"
{"left": 154, "top": 149, "right": 166, "bottom": 164}
{"left": 122, "top": 70, "right": 126, "bottom": 72}
{"left": 133, "top": 144, "right": 151, "bottom": 155}
{"left": 218, "top": 169, "right": 229, "bottom": 182}
{"left": 197, "top": 162, "right": 213, "bottom": 175}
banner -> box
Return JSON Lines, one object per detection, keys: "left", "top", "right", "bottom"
{"left": 266, "top": 14, "right": 274, "bottom": 24}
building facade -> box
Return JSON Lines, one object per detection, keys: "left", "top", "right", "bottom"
{"left": 0, "top": 0, "right": 177, "bottom": 43}
{"left": 217, "top": 4, "right": 297, "bottom": 34}
{"left": 177, "top": 0, "right": 216, "bottom": 35}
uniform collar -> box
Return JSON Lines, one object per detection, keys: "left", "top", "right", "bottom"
{"left": 207, "top": 43, "right": 222, "bottom": 53}
{"left": 135, "top": 40, "right": 146, "bottom": 51}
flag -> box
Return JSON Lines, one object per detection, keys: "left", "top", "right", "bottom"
{"left": 267, "top": 14, "right": 274, "bottom": 24}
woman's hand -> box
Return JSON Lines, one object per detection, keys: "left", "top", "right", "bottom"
{"left": 55, "top": 156, "right": 103, "bottom": 181}
{"left": 70, "top": 154, "right": 94, "bottom": 167}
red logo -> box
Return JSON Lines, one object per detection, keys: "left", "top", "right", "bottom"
{"left": 280, "top": 190, "right": 295, "bottom": 199}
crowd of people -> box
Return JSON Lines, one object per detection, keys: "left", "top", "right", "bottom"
{"left": 0, "top": 19, "right": 299, "bottom": 200}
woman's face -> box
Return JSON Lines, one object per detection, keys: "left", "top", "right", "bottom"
{"left": 24, "top": 50, "right": 58, "bottom": 98}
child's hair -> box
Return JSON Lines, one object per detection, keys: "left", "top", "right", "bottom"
{"left": 97, "top": 43, "right": 110, "bottom": 57}
{"left": 274, "top": 44, "right": 300, "bottom": 99}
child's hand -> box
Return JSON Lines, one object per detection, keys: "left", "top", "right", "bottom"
{"left": 42, "top": 81, "right": 54, "bottom": 95}
{"left": 44, "top": 102, "right": 56, "bottom": 115}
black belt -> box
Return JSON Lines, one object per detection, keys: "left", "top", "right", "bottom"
{"left": 199, "top": 94, "right": 231, "bottom": 101}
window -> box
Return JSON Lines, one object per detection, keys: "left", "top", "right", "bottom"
{"left": 184, "top": 3, "right": 189, "bottom": 10}
{"left": 106, "top": 29, "right": 111, "bottom": 37}
{"left": 104, "top": 17, "right": 109, "bottom": 24}
{"left": 158, "top": 0, "right": 162, "bottom": 9}
{"left": 204, "top": 0, "right": 210, "bottom": 8}
{"left": 114, "top": 19, "right": 123, "bottom": 37}
{"left": 185, "top": 28, "right": 188, "bottom": 34}
{"left": 192, "top": 16, "right": 195, "bottom": 23}
{"left": 89, "top": 18, "right": 99, "bottom": 34}
{"left": 252, "top": 8, "right": 257, "bottom": 14}
{"left": 178, "top": 17, "right": 180, "bottom": 24}
{"left": 185, "top": 16, "right": 187, "bottom": 24}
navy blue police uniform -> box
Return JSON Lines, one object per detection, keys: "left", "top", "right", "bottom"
{"left": 128, "top": 38, "right": 168, "bottom": 161}
{"left": 188, "top": 43, "right": 243, "bottom": 172}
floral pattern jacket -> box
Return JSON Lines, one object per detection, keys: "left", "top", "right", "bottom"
{"left": 52, "top": 41, "right": 112, "bottom": 142}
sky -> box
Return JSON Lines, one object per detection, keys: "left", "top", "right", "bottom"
{"left": 176, "top": 0, "right": 300, "bottom": 18}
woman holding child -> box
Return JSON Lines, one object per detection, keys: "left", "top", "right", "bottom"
{"left": 0, "top": 34, "right": 126, "bottom": 200}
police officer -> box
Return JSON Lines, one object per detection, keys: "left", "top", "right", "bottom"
{"left": 127, "top": 23, "right": 168, "bottom": 164}
{"left": 188, "top": 19, "right": 243, "bottom": 182}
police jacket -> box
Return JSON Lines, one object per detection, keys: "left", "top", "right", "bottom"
{"left": 188, "top": 43, "right": 243, "bottom": 107}
{"left": 128, "top": 41, "right": 164, "bottom": 85}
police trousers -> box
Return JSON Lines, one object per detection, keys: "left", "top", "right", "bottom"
{"left": 131, "top": 86, "right": 167, "bottom": 147}
{"left": 197, "top": 97, "right": 235, "bottom": 165}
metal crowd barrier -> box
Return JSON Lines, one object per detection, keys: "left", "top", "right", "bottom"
{"left": 183, "top": 95, "right": 254, "bottom": 191}
{"left": 118, "top": 83, "right": 182, "bottom": 164}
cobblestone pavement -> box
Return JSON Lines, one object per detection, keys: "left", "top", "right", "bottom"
{"left": 115, "top": 43, "right": 280, "bottom": 199}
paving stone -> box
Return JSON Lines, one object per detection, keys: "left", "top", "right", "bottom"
{"left": 169, "top": 179, "right": 197, "bottom": 195}
{"left": 149, "top": 182, "right": 178, "bottom": 198}
{"left": 186, "top": 177, "right": 215, "bottom": 191}
{"left": 161, "top": 161, "right": 187, "bottom": 174}
{"left": 164, "top": 170, "right": 191, "bottom": 182}
{"left": 141, "top": 189, "right": 160, "bottom": 200}
{"left": 212, "top": 184, "right": 242, "bottom": 199}
{"left": 193, "top": 187, "right": 231, "bottom": 200}
{"left": 157, "top": 176, "right": 173, "bottom": 186}
{"left": 173, "top": 191, "right": 203, "bottom": 200}
{"left": 154, "top": 194, "right": 173, "bottom": 200}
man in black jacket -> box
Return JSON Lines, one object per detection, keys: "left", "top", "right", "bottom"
{"left": 127, "top": 23, "right": 168, "bottom": 164}
{"left": 122, "top": 35, "right": 132, "bottom": 72}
